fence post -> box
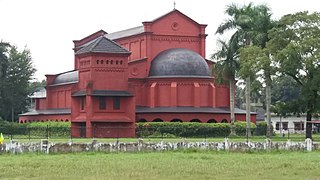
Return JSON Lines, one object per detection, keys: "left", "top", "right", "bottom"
{"left": 28, "top": 126, "right": 30, "bottom": 141}
{"left": 246, "top": 127, "right": 249, "bottom": 143}
{"left": 70, "top": 125, "right": 72, "bottom": 142}
{"left": 92, "top": 125, "right": 95, "bottom": 139}
{"left": 10, "top": 124, "right": 13, "bottom": 140}
{"left": 46, "top": 125, "right": 49, "bottom": 139}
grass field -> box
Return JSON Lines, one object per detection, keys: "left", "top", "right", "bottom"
{"left": 0, "top": 151, "right": 320, "bottom": 179}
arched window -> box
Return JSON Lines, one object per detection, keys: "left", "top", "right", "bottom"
{"left": 153, "top": 118, "right": 163, "bottom": 122}
{"left": 221, "top": 119, "right": 228, "bottom": 123}
{"left": 137, "top": 119, "right": 147, "bottom": 123}
{"left": 207, "top": 119, "right": 217, "bottom": 123}
{"left": 190, "top": 119, "right": 201, "bottom": 123}
{"left": 100, "top": 60, "right": 104, "bottom": 64}
{"left": 106, "top": 60, "right": 109, "bottom": 64}
{"left": 171, "top": 119, "right": 182, "bottom": 122}
{"left": 96, "top": 60, "right": 99, "bottom": 64}
{"left": 120, "top": 61, "right": 123, "bottom": 65}
{"left": 116, "top": 60, "right": 119, "bottom": 65}
{"left": 111, "top": 60, "right": 113, "bottom": 64}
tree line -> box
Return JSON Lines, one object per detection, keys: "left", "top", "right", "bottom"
{"left": 0, "top": 42, "right": 43, "bottom": 121}
{"left": 212, "top": 3, "right": 320, "bottom": 138}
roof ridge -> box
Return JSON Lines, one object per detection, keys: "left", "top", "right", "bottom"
{"left": 103, "top": 36, "right": 129, "bottom": 52}
{"left": 89, "top": 36, "right": 104, "bottom": 52}
{"left": 108, "top": 26, "right": 143, "bottom": 34}
{"left": 75, "top": 36, "right": 130, "bottom": 55}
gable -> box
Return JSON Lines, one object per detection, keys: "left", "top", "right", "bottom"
{"left": 150, "top": 10, "right": 202, "bottom": 36}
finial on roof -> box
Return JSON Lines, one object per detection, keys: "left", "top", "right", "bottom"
{"left": 174, "top": 1, "right": 176, "bottom": 9}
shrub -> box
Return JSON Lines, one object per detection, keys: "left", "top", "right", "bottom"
{"left": 27, "top": 122, "right": 71, "bottom": 138}
{"left": 234, "top": 121, "right": 256, "bottom": 136}
{"left": 136, "top": 122, "right": 230, "bottom": 138}
{"left": 0, "top": 121, "right": 71, "bottom": 139}
{"left": 0, "top": 120, "right": 28, "bottom": 135}
{"left": 254, "top": 121, "right": 273, "bottom": 136}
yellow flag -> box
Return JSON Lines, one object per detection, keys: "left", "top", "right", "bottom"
{"left": 0, "top": 133, "right": 4, "bottom": 144}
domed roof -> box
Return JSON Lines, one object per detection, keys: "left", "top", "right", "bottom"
{"left": 52, "top": 71, "right": 78, "bottom": 85}
{"left": 149, "top": 48, "right": 210, "bottom": 77}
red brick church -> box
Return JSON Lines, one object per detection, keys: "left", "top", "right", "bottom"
{"left": 19, "top": 9, "right": 256, "bottom": 138}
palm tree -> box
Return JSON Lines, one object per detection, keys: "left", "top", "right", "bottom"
{"left": 216, "top": 3, "right": 273, "bottom": 137}
{"left": 212, "top": 39, "right": 239, "bottom": 136}
{"left": 251, "top": 6, "right": 274, "bottom": 137}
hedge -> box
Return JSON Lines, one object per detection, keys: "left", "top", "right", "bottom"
{"left": 234, "top": 121, "right": 256, "bottom": 136}
{"left": 254, "top": 121, "right": 273, "bottom": 136}
{"left": 0, "top": 120, "right": 265, "bottom": 138}
{"left": 0, "top": 121, "right": 71, "bottom": 138}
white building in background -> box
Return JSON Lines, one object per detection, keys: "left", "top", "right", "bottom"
{"left": 271, "top": 115, "right": 320, "bottom": 134}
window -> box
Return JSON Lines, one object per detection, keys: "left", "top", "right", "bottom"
{"left": 106, "top": 60, "right": 109, "bottom": 64}
{"left": 120, "top": 60, "right": 123, "bottom": 65}
{"left": 100, "top": 60, "right": 104, "bottom": 64}
{"left": 99, "top": 97, "right": 106, "bottom": 110}
{"left": 113, "top": 97, "right": 120, "bottom": 110}
{"left": 294, "top": 122, "right": 304, "bottom": 131}
{"left": 111, "top": 60, "right": 113, "bottom": 64}
{"left": 282, "top": 122, "right": 288, "bottom": 130}
{"left": 96, "top": 60, "right": 99, "bottom": 64}
{"left": 116, "top": 60, "right": 119, "bottom": 65}
{"left": 276, "top": 122, "right": 280, "bottom": 130}
{"left": 81, "top": 97, "right": 85, "bottom": 110}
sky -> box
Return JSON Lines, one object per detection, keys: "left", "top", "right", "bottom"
{"left": 0, "top": 0, "right": 319, "bottom": 81}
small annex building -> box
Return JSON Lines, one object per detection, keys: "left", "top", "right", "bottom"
{"left": 19, "top": 9, "right": 256, "bottom": 138}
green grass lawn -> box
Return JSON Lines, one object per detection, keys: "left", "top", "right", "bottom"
{"left": 0, "top": 151, "right": 319, "bottom": 179}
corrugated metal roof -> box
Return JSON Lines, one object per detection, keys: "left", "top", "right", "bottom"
{"left": 91, "top": 90, "right": 133, "bottom": 97}
{"left": 20, "top": 108, "right": 71, "bottom": 116}
{"left": 72, "top": 90, "right": 133, "bottom": 97}
{"left": 136, "top": 106, "right": 254, "bottom": 114}
{"left": 30, "top": 88, "right": 46, "bottom": 98}
{"left": 105, "top": 26, "right": 144, "bottom": 40}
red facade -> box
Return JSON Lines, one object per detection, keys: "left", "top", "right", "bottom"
{"left": 19, "top": 9, "right": 256, "bottom": 138}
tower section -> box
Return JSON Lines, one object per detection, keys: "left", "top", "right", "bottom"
{"left": 71, "top": 36, "right": 135, "bottom": 138}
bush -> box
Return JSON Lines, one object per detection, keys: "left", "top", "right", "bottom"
{"left": 0, "top": 121, "right": 71, "bottom": 139}
{"left": 27, "top": 122, "right": 71, "bottom": 138}
{"left": 234, "top": 121, "right": 256, "bottom": 136}
{"left": 254, "top": 121, "right": 273, "bottom": 136}
{"left": 0, "top": 120, "right": 28, "bottom": 135}
{"left": 136, "top": 122, "right": 230, "bottom": 138}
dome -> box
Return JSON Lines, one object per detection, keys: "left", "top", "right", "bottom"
{"left": 52, "top": 71, "right": 78, "bottom": 85}
{"left": 149, "top": 48, "right": 210, "bottom": 77}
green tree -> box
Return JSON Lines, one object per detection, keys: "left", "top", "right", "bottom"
{"left": 267, "top": 11, "right": 320, "bottom": 139}
{"left": 237, "top": 4, "right": 274, "bottom": 137}
{"left": 1, "top": 46, "right": 36, "bottom": 121}
{"left": 211, "top": 39, "right": 239, "bottom": 136}
{"left": 29, "top": 79, "right": 46, "bottom": 94}
{"left": 271, "top": 75, "right": 303, "bottom": 118}
{"left": 0, "top": 42, "right": 9, "bottom": 78}
{"left": 0, "top": 42, "right": 10, "bottom": 120}
{"left": 216, "top": 3, "right": 272, "bottom": 137}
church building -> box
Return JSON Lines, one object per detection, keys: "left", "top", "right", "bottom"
{"left": 19, "top": 9, "right": 256, "bottom": 138}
